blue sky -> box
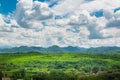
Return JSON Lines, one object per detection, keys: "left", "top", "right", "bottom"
{"left": 0, "top": 0, "right": 58, "bottom": 15}
{"left": 0, "top": 0, "right": 120, "bottom": 48}
{"left": 0, "top": 0, "right": 17, "bottom": 14}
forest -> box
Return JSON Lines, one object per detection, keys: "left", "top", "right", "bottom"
{"left": 0, "top": 52, "right": 120, "bottom": 80}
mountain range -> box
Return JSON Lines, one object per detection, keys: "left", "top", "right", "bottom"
{"left": 0, "top": 46, "right": 120, "bottom": 53}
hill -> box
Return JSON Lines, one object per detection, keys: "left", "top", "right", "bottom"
{"left": 0, "top": 52, "right": 120, "bottom": 80}
{"left": 0, "top": 46, "right": 120, "bottom": 53}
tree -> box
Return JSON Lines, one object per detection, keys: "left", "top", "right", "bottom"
{"left": 0, "top": 71, "right": 3, "bottom": 80}
{"left": 92, "top": 66, "right": 100, "bottom": 74}
{"left": 49, "top": 70, "right": 68, "bottom": 80}
{"left": 12, "top": 69, "right": 26, "bottom": 79}
{"left": 33, "top": 72, "right": 49, "bottom": 80}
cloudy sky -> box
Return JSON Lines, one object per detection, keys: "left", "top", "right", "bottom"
{"left": 0, "top": 0, "right": 120, "bottom": 48}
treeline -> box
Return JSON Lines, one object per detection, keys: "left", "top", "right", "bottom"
{"left": 0, "top": 69, "right": 120, "bottom": 80}
{"left": 32, "top": 71, "right": 120, "bottom": 80}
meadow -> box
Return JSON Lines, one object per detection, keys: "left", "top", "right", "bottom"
{"left": 0, "top": 52, "right": 120, "bottom": 80}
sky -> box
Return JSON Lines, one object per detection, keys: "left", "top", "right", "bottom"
{"left": 0, "top": 0, "right": 120, "bottom": 48}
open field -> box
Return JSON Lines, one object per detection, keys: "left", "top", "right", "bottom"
{"left": 0, "top": 52, "right": 120, "bottom": 80}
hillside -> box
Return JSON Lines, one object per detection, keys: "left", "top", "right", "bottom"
{"left": 0, "top": 46, "right": 120, "bottom": 53}
{"left": 0, "top": 52, "right": 120, "bottom": 80}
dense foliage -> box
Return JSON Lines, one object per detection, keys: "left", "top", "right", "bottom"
{"left": 0, "top": 52, "right": 120, "bottom": 80}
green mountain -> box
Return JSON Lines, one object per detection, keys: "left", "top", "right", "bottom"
{"left": 0, "top": 46, "right": 120, "bottom": 53}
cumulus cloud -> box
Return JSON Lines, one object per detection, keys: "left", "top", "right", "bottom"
{"left": 103, "top": 9, "right": 114, "bottom": 20}
{"left": 106, "top": 20, "right": 120, "bottom": 28}
{"left": 106, "top": 11, "right": 120, "bottom": 28}
{"left": 0, "top": 0, "right": 120, "bottom": 48}
{"left": 15, "top": 0, "right": 53, "bottom": 29}
{"left": 52, "top": 0, "right": 120, "bottom": 15}
{"left": 100, "top": 28, "right": 120, "bottom": 38}
{"left": 0, "top": 14, "right": 13, "bottom": 32}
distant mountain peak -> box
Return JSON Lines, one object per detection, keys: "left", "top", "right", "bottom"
{"left": 0, "top": 46, "right": 120, "bottom": 53}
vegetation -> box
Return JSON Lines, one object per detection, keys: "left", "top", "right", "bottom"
{"left": 0, "top": 52, "right": 120, "bottom": 80}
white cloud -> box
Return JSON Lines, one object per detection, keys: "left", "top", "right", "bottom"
{"left": 100, "top": 28, "right": 120, "bottom": 38}
{"left": 0, "top": 0, "right": 120, "bottom": 48}
{"left": 0, "top": 14, "right": 13, "bottom": 32}
{"left": 106, "top": 11, "right": 120, "bottom": 28}
{"left": 103, "top": 9, "right": 114, "bottom": 20}
{"left": 114, "top": 11, "right": 120, "bottom": 19}
{"left": 52, "top": 0, "right": 120, "bottom": 15}
{"left": 15, "top": 0, "right": 53, "bottom": 29}
{"left": 0, "top": 14, "right": 5, "bottom": 26}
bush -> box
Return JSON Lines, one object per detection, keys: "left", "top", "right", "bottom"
{"left": 33, "top": 72, "right": 49, "bottom": 80}
{"left": 12, "top": 69, "right": 26, "bottom": 79}
{"left": 49, "top": 70, "right": 68, "bottom": 80}
{"left": 100, "top": 72, "right": 120, "bottom": 80}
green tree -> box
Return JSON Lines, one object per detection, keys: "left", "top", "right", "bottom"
{"left": 12, "top": 69, "right": 26, "bottom": 79}
{"left": 92, "top": 66, "right": 100, "bottom": 74}
{"left": 49, "top": 70, "right": 67, "bottom": 80}
{"left": 0, "top": 71, "right": 3, "bottom": 80}
{"left": 33, "top": 72, "right": 49, "bottom": 80}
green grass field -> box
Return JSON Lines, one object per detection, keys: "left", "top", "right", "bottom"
{"left": 0, "top": 52, "right": 120, "bottom": 80}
